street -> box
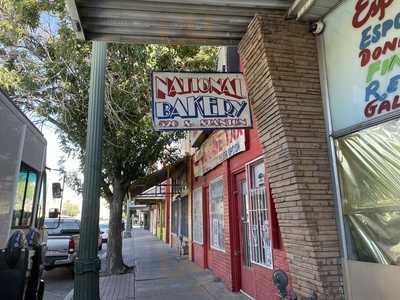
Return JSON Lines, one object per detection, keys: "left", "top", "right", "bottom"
{"left": 43, "top": 245, "right": 107, "bottom": 300}
{"left": 42, "top": 230, "right": 247, "bottom": 300}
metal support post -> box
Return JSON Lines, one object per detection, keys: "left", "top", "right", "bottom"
{"left": 74, "top": 41, "right": 107, "bottom": 300}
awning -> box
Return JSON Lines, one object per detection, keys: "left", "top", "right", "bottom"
{"left": 128, "top": 157, "right": 187, "bottom": 197}
{"left": 66, "top": 0, "right": 291, "bottom": 45}
{"left": 66, "top": 0, "right": 341, "bottom": 45}
{"left": 66, "top": 0, "right": 340, "bottom": 46}
{"left": 288, "top": 0, "right": 341, "bottom": 20}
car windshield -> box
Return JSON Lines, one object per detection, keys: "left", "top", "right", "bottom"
{"left": 45, "top": 219, "right": 80, "bottom": 236}
{"left": 100, "top": 223, "right": 108, "bottom": 231}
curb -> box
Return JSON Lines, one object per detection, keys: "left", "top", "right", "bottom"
{"left": 63, "top": 289, "right": 74, "bottom": 300}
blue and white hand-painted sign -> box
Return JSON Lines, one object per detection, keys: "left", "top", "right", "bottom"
{"left": 323, "top": 0, "right": 400, "bottom": 132}
{"left": 151, "top": 72, "right": 252, "bottom": 131}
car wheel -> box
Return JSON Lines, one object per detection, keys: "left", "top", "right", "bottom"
{"left": 98, "top": 242, "right": 102, "bottom": 251}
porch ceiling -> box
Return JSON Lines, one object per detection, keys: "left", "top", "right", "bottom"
{"left": 66, "top": 0, "right": 341, "bottom": 45}
{"left": 66, "top": 0, "right": 291, "bottom": 45}
{"left": 288, "top": 0, "right": 342, "bottom": 20}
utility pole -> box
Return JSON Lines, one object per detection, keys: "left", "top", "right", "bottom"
{"left": 74, "top": 41, "right": 107, "bottom": 300}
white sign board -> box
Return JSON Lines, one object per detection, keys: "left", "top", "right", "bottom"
{"left": 323, "top": 0, "right": 400, "bottom": 132}
{"left": 193, "top": 129, "right": 246, "bottom": 177}
{"left": 151, "top": 72, "right": 252, "bottom": 131}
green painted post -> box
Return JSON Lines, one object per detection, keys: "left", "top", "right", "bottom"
{"left": 74, "top": 41, "right": 107, "bottom": 300}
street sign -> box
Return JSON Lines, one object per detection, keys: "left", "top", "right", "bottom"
{"left": 151, "top": 72, "right": 252, "bottom": 131}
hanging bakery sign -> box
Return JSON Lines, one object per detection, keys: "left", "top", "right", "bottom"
{"left": 151, "top": 72, "right": 252, "bottom": 131}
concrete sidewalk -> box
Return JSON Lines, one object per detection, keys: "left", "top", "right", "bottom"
{"left": 66, "top": 228, "right": 247, "bottom": 300}
{"left": 131, "top": 229, "right": 247, "bottom": 300}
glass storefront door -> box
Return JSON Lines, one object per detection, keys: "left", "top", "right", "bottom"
{"left": 335, "top": 118, "right": 400, "bottom": 299}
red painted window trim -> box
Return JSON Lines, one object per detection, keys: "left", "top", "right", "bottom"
{"left": 265, "top": 174, "right": 281, "bottom": 250}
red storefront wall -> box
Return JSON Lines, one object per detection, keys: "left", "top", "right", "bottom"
{"left": 192, "top": 127, "right": 292, "bottom": 300}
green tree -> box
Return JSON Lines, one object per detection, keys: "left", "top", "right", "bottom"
{"left": 62, "top": 200, "right": 80, "bottom": 217}
{"left": 0, "top": 1, "right": 218, "bottom": 274}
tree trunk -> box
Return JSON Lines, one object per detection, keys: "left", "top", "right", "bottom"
{"left": 105, "top": 180, "right": 128, "bottom": 274}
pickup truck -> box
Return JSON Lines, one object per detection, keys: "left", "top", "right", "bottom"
{"left": 44, "top": 218, "right": 102, "bottom": 270}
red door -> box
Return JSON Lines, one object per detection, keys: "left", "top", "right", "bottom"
{"left": 235, "top": 172, "right": 256, "bottom": 298}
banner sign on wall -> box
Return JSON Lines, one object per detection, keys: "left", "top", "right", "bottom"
{"left": 323, "top": 0, "right": 400, "bottom": 132}
{"left": 193, "top": 129, "right": 245, "bottom": 177}
{"left": 151, "top": 72, "right": 252, "bottom": 131}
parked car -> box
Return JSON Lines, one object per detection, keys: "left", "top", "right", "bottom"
{"left": 99, "top": 223, "right": 109, "bottom": 242}
{"left": 44, "top": 218, "right": 102, "bottom": 270}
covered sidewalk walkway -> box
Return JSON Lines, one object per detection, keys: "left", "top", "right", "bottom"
{"left": 132, "top": 228, "right": 247, "bottom": 300}
{"left": 93, "top": 228, "right": 248, "bottom": 300}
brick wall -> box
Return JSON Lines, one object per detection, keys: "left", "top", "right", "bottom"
{"left": 256, "top": 249, "right": 291, "bottom": 300}
{"left": 239, "top": 13, "right": 343, "bottom": 299}
{"left": 192, "top": 127, "right": 292, "bottom": 299}
{"left": 192, "top": 162, "right": 233, "bottom": 288}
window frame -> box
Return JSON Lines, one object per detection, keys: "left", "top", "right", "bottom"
{"left": 192, "top": 187, "right": 203, "bottom": 245}
{"left": 239, "top": 178, "right": 252, "bottom": 267}
{"left": 245, "top": 158, "right": 273, "bottom": 269}
{"left": 209, "top": 176, "right": 225, "bottom": 252}
{"left": 335, "top": 118, "right": 400, "bottom": 265}
{"left": 12, "top": 163, "right": 39, "bottom": 229}
{"left": 35, "top": 172, "right": 46, "bottom": 229}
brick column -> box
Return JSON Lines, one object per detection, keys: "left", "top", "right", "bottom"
{"left": 239, "top": 14, "right": 343, "bottom": 299}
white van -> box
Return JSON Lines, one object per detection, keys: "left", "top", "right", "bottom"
{"left": 0, "top": 89, "right": 47, "bottom": 300}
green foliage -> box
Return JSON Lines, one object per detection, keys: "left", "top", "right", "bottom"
{"left": 0, "top": 66, "right": 21, "bottom": 91}
{"left": 62, "top": 200, "right": 80, "bottom": 217}
{"left": 0, "top": 0, "right": 64, "bottom": 44}
{"left": 0, "top": 1, "right": 218, "bottom": 197}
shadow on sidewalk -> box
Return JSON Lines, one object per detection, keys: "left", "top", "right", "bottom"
{"left": 64, "top": 228, "right": 247, "bottom": 300}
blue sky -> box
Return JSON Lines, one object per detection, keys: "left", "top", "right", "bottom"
{"left": 42, "top": 125, "right": 83, "bottom": 213}
{"left": 39, "top": 12, "right": 60, "bottom": 35}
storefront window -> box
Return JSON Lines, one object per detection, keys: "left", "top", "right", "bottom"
{"left": 171, "top": 196, "right": 188, "bottom": 238}
{"left": 248, "top": 161, "right": 272, "bottom": 268}
{"left": 181, "top": 196, "right": 188, "bottom": 237}
{"left": 172, "top": 199, "right": 179, "bottom": 235}
{"left": 336, "top": 118, "right": 400, "bottom": 265}
{"left": 12, "top": 164, "right": 38, "bottom": 228}
{"left": 193, "top": 188, "right": 203, "bottom": 244}
{"left": 209, "top": 178, "right": 224, "bottom": 251}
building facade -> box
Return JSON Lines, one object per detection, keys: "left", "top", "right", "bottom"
{"left": 163, "top": 157, "right": 192, "bottom": 255}
{"left": 191, "top": 126, "right": 291, "bottom": 299}
{"left": 70, "top": 1, "right": 400, "bottom": 299}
